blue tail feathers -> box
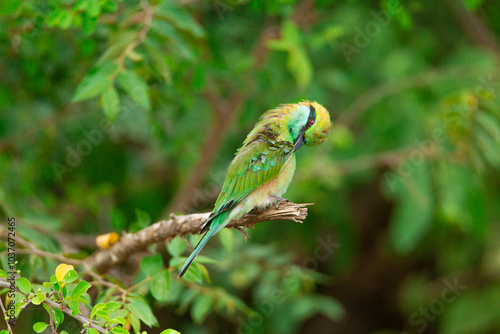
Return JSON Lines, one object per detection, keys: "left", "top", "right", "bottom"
{"left": 177, "top": 211, "right": 230, "bottom": 277}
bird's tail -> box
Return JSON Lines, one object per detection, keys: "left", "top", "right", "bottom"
{"left": 178, "top": 211, "right": 230, "bottom": 277}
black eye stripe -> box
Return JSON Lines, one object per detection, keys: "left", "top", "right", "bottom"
{"left": 307, "top": 104, "right": 316, "bottom": 126}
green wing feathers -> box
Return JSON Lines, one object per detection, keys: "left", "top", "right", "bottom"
{"left": 211, "top": 140, "right": 294, "bottom": 221}
{"left": 179, "top": 139, "right": 293, "bottom": 277}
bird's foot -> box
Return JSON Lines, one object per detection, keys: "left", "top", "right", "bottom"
{"left": 270, "top": 196, "right": 289, "bottom": 210}
{"left": 235, "top": 226, "right": 250, "bottom": 241}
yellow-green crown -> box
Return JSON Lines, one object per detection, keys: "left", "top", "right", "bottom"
{"left": 301, "top": 101, "right": 331, "bottom": 146}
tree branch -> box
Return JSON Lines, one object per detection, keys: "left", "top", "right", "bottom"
{"left": 86, "top": 202, "right": 312, "bottom": 273}
{"left": 0, "top": 293, "right": 13, "bottom": 333}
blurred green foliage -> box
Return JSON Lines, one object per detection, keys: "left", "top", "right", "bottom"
{"left": 1, "top": 0, "right": 500, "bottom": 333}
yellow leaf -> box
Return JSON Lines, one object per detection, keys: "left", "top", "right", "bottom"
{"left": 95, "top": 232, "right": 120, "bottom": 249}
{"left": 55, "top": 264, "right": 74, "bottom": 287}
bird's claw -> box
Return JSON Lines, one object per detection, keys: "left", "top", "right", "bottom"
{"left": 235, "top": 226, "right": 250, "bottom": 241}
{"left": 270, "top": 196, "right": 289, "bottom": 210}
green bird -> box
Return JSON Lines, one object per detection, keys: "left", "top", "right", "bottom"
{"left": 178, "top": 101, "right": 331, "bottom": 277}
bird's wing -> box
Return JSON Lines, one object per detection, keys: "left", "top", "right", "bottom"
{"left": 180, "top": 140, "right": 293, "bottom": 277}
{"left": 204, "top": 139, "right": 294, "bottom": 229}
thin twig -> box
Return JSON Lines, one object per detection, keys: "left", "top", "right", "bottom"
{"left": 117, "top": 0, "right": 154, "bottom": 66}
{"left": 15, "top": 235, "right": 82, "bottom": 266}
{"left": 48, "top": 304, "right": 56, "bottom": 334}
{"left": 87, "top": 201, "right": 312, "bottom": 273}
{"left": 0, "top": 294, "right": 13, "bottom": 334}
{"left": 18, "top": 298, "right": 32, "bottom": 312}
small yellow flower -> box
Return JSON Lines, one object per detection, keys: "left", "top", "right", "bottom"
{"left": 95, "top": 232, "right": 120, "bottom": 249}
{"left": 55, "top": 264, "right": 74, "bottom": 287}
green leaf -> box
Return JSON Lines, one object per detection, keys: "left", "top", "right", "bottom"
{"left": 33, "top": 322, "right": 48, "bottom": 333}
{"left": 96, "top": 309, "right": 111, "bottom": 322}
{"left": 140, "top": 253, "right": 163, "bottom": 276}
{"left": 156, "top": 3, "right": 204, "bottom": 38}
{"left": 193, "top": 255, "right": 218, "bottom": 264}
{"left": 126, "top": 311, "right": 141, "bottom": 333}
{"left": 90, "top": 303, "right": 106, "bottom": 319}
{"left": 441, "top": 285, "right": 500, "bottom": 334}
{"left": 167, "top": 237, "right": 186, "bottom": 257}
{"left": 267, "top": 20, "right": 312, "bottom": 88}
{"left": 116, "top": 69, "right": 150, "bottom": 111}
{"left": 43, "top": 281, "right": 55, "bottom": 289}
{"left": 53, "top": 308, "right": 64, "bottom": 328}
{"left": 288, "top": 48, "right": 313, "bottom": 89}
{"left": 63, "top": 270, "right": 78, "bottom": 283}
{"left": 100, "top": 85, "right": 120, "bottom": 121}
{"left": 0, "top": 330, "right": 9, "bottom": 334}
{"left": 182, "top": 263, "right": 203, "bottom": 284}
{"left": 151, "top": 269, "right": 171, "bottom": 302}
{"left": 15, "top": 300, "right": 26, "bottom": 317}
{"left": 105, "top": 301, "right": 121, "bottom": 312}
{"left": 72, "top": 61, "right": 117, "bottom": 102}
{"left": 288, "top": 295, "right": 344, "bottom": 324}
{"left": 87, "top": 0, "right": 101, "bottom": 18}
{"left": 0, "top": 269, "right": 7, "bottom": 278}
{"left": 169, "top": 256, "right": 185, "bottom": 267}
{"left": 0, "top": 0, "right": 23, "bottom": 15}
{"left": 16, "top": 277, "right": 31, "bottom": 294}
{"left": 219, "top": 228, "right": 233, "bottom": 253}
{"left": 160, "top": 329, "right": 181, "bottom": 334}
{"left": 125, "top": 296, "right": 158, "bottom": 327}
{"left": 110, "top": 316, "right": 126, "bottom": 325}
{"left": 97, "top": 31, "right": 137, "bottom": 65}
{"left": 199, "top": 263, "right": 211, "bottom": 284}
{"left": 314, "top": 296, "right": 345, "bottom": 320}
{"left": 463, "top": 0, "right": 485, "bottom": 10}
{"left": 190, "top": 294, "right": 214, "bottom": 323}
{"left": 147, "top": 46, "right": 172, "bottom": 84}
{"left": 134, "top": 208, "right": 151, "bottom": 228}
{"left": 386, "top": 162, "right": 433, "bottom": 254}
{"left": 87, "top": 329, "right": 99, "bottom": 334}
{"left": 82, "top": 12, "right": 98, "bottom": 35}
{"left": 150, "top": 20, "right": 196, "bottom": 61}
{"left": 111, "top": 327, "right": 130, "bottom": 334}
{"left": 32, "top": 292, "right": 46, "bottom": 305}
{"left": 71, "top": 280, "right": 91, "bottom": 299}
{"left": 69, "top": 300, "right": 80, "bottom": 316}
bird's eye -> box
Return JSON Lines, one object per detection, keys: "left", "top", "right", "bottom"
{"left": 309, "top": 120, "right": 315, "bottom": 126}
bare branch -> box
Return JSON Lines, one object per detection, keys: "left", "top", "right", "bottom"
{"left": 86, "top": 201, "right": 312, "bottom": 273}
{"left": 15, "top": 235, "right": 82, "bottom": 266}
{"left": 0, "top": 293, "right": 13, "bottom": 333}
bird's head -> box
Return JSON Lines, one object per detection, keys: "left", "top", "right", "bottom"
{"left": 286, "top": 101, "right": 331, "bottom": 152}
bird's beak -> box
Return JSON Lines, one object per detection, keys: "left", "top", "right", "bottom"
{"left": 293, "top": 129, "right": 306, "bottom": 152}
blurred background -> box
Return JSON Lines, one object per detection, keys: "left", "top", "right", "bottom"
{"left": 1, "top": 0, "right": 500, "bottom": 333}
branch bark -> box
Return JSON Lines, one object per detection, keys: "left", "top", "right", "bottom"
{"left": 86, "top": 202, "right": 312, "bottom": 273}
